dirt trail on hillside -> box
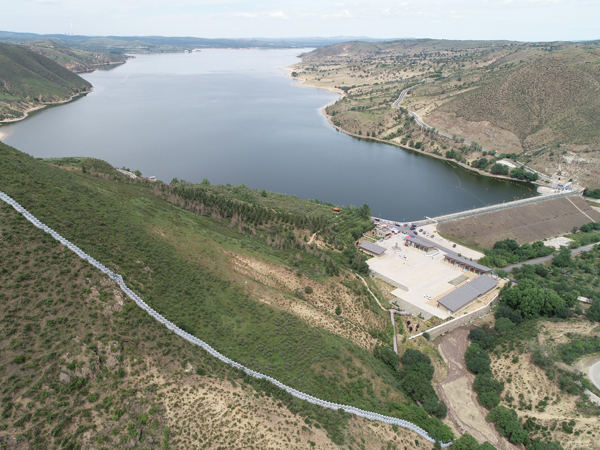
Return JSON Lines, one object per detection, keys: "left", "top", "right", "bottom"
{"left": 437, "top": 328, "right": 518, "bottom": 450}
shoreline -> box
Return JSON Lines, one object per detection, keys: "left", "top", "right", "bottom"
{"left": 282, "top": 62, "right": 545, "bottom": 192}
{"left": 0, "top": 89, "right": 93, "bottom": 125}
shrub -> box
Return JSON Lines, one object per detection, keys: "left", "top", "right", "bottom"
{"left": 465, "top": 343, "right": 491, "bottom": 374}
{"left": 487, "top": 406, "right": 528, "bottom": 444}
{"left": 304, "top": 286, "right": 313, "bottom": 294}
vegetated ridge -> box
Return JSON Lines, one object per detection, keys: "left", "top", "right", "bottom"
{"left": 0, "top": 43, "right": 91, "bottom": 122}
{"left": 0, "top": 142, "right": 460, "bottom": 447}
{"left": 293, "top": 39, "right": 600, "bottom": 188}
{"left": 0, "top": 196, "right": 439, "bottom": 450}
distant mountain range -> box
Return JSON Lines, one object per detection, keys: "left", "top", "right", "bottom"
{"left": 0, "top": 30, "right": 407, "bottom": 51}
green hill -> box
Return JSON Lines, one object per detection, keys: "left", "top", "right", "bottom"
{"left": 0, "top": 142, "right": 455, "bottom": 446}
{"left": 0, "top": 43, "right": 91, "bottom": 121}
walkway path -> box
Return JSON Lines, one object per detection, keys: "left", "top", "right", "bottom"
{"left": 0, "top": 189, "right": 451, "bottom": 447}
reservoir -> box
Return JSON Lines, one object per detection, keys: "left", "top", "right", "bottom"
{"left": 0, "top": 49, "right": 533, "bottom": 221}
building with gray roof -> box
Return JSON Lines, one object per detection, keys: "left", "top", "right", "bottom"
{"left": 443, "top": 252, "right": 492, "bottom": 275}
{"left": 359, "top": 241, "right": 387, "bottom": 256}
{"left": 437, "top": 275, "right": 498, "bottom": 314}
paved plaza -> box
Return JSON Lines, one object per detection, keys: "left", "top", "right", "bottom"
{"left": 367, "top": 232, "right": 481, "bottom": 319}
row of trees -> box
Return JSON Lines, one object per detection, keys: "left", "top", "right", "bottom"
{"left": 373, "top": 346, "right": 452, "bottom": 442}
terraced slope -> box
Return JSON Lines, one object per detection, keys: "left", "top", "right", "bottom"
{"left": 440, "top": 54, "right": 600, "bottom": 150}
{"left": 25, "top": 41, "right": 126, "bottom": 73}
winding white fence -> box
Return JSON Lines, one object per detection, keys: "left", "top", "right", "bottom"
{"left": 0, "top": 190, "right": 452, "bottom": 447}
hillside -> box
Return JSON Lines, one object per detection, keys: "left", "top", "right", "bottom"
{"left": 0, "top": 142, "right": 463, "bottom": 447}
{"left": 25, "top": 41, "right": 126, "bottom": 73}
{"left": 0, "top": 43, "right": 91, "bottom": 122}
{"left": 0, "top": 189, "right": 438, "bottom": 450}
{"left": 293, "top": 39, "right": 600, "bottom": 189}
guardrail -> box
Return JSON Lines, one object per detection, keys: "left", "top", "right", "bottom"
{"left": 0, "top": 190, "right": 452, "bottom": 447}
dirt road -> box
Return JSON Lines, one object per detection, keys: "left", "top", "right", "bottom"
{"left": 436, "top": 327, "right": 518, "bottom": 450}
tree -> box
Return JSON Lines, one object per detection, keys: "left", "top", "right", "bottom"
{"left": 487, "top": 406, "right": 528, "bottom": 444}
{"left": 495, "top": 317, "right": 516, "bottom": 333}
{"left": 452, "top": 434, "right": 480, "bottom": 450}
{"left": 587, "top": 298, "right": 600, "bottom": 321}
{"left": 465, "top": 343, "right": 491, "bottom": 374}
{"left": 335, "top": 305, "right": 342, "bottom": 315}
{"left": 490, "top": 164, "right": 509, "bottom": 176}
{"left": 501, "top": 279, "right": 565, "bottom": 318}
{"left": 553, "top": 246, "right": 572, "bottom": 268}
{"left": 134, "top": 170, "right": 142, "bottom": 177}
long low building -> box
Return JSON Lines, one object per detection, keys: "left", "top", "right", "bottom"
{"left": 437, "top": 274, "right": 499, "bottom": 314}
{"left": 405, "top": 236, "right": 438, "bottom": 254}
{"left": 359, "top": 241, "right": 387, "bottom": 256}
{"left": 443, "top": 252, "right": 492, "bottom": 275}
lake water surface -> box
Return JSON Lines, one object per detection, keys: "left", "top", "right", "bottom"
{"left": 1, "top": 49, "right": 534, "bottom": 221}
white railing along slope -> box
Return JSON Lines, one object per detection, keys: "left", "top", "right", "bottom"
{"left": 0, "top": 190, "right": 452, "bottom": 447}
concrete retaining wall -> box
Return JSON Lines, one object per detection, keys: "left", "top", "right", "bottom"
{"left": 410, "top": 293, "right": 500, "bottom": 340}
{"left": 0, "top": 190, "right": 452, "bottom": 447}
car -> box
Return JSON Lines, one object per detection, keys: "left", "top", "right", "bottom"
{"left": 419, "top": 228, "right": 423, "bottom": 232}
{"left": 414, "top": 232, "right": 419, "bottom": 235}
{"left": 453, "top": 244, "right": 457, "bottom": 248}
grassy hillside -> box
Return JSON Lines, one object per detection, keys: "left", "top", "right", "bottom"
{"left": 0, "top": 43, "right": 91, "bottom": 122}
{"left": 0, "top": 142, "right": 455, "bottom": 445}
{"left": 0, "top": 190, "right": 441, "bottom": 450}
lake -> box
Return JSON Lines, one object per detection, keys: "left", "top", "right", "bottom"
{"left": 0, "top": 49, "right": 534, "bottom": 221}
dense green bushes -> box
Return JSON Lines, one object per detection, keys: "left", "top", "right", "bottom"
{"left": 464, "top": 343, "right": 504, "bottom": 409}
{"left": 501, "top": 279, "right": 565, "bottom": 319}
{"left": 398, "top": 349, "right": 447, "bottom": 419}
{"left": 373, "top": 346, "right": 452, "bottom": 439}
{"left": 452, "top": 434, "right": 497, "bottom": 449}
{"left": 486, "top": 406, "right": 528, "bottom": 444}
{"left": 479, "top": 239, "right": 554, "bottom": 268}
{"left": 510, "top": 167, "right": 539, "bottom": 182}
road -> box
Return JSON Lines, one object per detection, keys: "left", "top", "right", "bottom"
{"left": 372, "top": 190, "right": 579, "bottom": 227}
{"left": 503, "top": 242, "right": 598, "bottom": 271}
{"left": 391, "top": 80, "right": 552, "bottom": 183}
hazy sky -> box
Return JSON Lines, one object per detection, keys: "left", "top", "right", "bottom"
{"left": 2, "top": 0, "right": 599, "bottom": 42}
